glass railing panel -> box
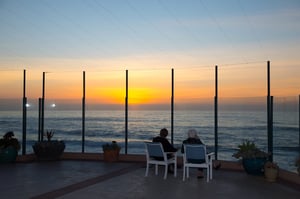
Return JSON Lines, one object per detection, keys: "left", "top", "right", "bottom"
{"left": 218, "top": 63, "right": 267, "bottom": 161}
{"left": 126, "top": 69, "right": 172, "bottom": 154}
{"left": 173, "top": 67, "right": 215, "bottom": 153}
{"left": 85, "top": 70, "right": 125, "bottom": 153}
{"left": 273, "top": 96, "right": 299, "bottom": 173}
{"left": 41, "top": 71, "right": 82, "bottom": 152}
{"left": 1, "top": 67, "right": 298, "bottom": 174}
{"left": 0, "top": 70, "right": 23, "bottom": 154}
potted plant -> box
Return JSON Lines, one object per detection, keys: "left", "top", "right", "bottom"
{"left": 32, "top": 130, "right": 65, "bottom": 161}
{"left": 264, "top": 161, "right": 279, "bottom": 182}
{"left": 0, "top": 131, "right": 21, "bottom": 163}
{"left": 102, "top": 141, "right": 121, "bottom": 162}
{"left": 233, "top": 140, "right": 269, "bottom": 175}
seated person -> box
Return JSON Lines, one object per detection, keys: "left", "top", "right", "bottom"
{"left": 181, "top": 129, "right": 204, "bottom": 178}
{"left": 182, "top": 129, "right": 221, "bottom": 178}
{"left": 181, "top": 129, "right": 203, "bottom": 153}
{"left": 153, "top": 128, "right": 177, "bottom": 154}
{"left": 152, "top": 128, "right": 177, "bottom": 173}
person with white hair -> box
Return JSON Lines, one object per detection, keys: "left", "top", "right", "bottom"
{"left": 181, "top": 129, "right": 203, "bottom": 152}
{"left": 181, "top": 129, "right": 204, "bottom": 178}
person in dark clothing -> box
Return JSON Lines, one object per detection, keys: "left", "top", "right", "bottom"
{"left": 152, "top": 128, "right": 177, "bottom": 173}
{"left": 153, "top": 128, "right": 177, "bottom": 153}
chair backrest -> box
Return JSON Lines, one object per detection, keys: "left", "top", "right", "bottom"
{"left": 145, "top": 142, "right": 165, "bottom": 159}
{"left": 184, "top": 144, "right": 207, "bottom": 164}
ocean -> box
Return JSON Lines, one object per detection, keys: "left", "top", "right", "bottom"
{"left": 0, "top": 109, "right": 299, "bottom": 173}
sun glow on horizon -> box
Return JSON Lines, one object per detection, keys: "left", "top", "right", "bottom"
{"left": 87, "top": 86, "right": 171, "bottom": 105}
{"left": 1, "top": 63, "right": 299, "bottom": 106}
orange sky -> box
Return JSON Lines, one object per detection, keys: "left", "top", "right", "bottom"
{"left": 0, "top": 61, "right": 298, "bottom": 108}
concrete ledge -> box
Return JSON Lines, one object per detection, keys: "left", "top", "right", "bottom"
{"left": 16, "top": 153, "right": 36, "bottom": 162}
{"left": 61, "top": 152, "right": 146, "bottom": 162}
{"left": 61, "top": 152, "right": 101, "bottom": 161}
{"left": 15, "top": 152, "right": 148, "bottom": 163}
{"left": 215, "top": 160, "right": 244, "bottom": 171}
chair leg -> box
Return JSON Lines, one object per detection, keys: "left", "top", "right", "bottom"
{"left": 187, "top": 167, "right": 189, "bottom": 179}
{"left": 209, "top": 159, "right": 213, "bottom": 180}
{"left": 206, "top": 168, "right": 209, "bottom": 182}
{"left": 145, "top": 163, "right": 149, "bottom": 177}
{"left": 210, "top": 164, "right": 213, "bottom": 179}
{"left": 183, "top": 166, "right": 186, "bottom": 181}
{"left": 174, "top": 162, "right": 177, "bottom": 177}
{"left": 155, "top": 164, "right": 158, "bottom": 175}
{"left": 209, "top": 165, "right": 212, "bottom": 180}
{"left": 164, "top": 164, "right": 168, "bottom": 179}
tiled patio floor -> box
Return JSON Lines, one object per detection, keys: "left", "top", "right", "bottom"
{"left": 0, "top": 160, "right": 299, "bottom": 199}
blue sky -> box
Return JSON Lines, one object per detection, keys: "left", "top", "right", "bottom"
{"left": 0, "top": 0, "right": 299, "bottom": 106}
{"left": 1, "top": 0, "right": 299, "bottom": 71}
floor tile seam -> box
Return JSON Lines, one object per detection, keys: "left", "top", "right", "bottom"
{"left": 30, "top": 163, "right": 143, "bottom": 199}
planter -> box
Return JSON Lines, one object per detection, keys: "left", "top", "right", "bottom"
{"left": 33, "top": 141, "right": 65, "bottom": 161}
{"left": 242, "top": 157, "right": 267, "bottom": 175}
{"left": 0, "top": 147, "right": 18, "bottom": 163}
{"left": 103, "top": 149, "right": 120, "bottom": 162}
{"left": 264, "top": 168, "right": 278, "bottom": 182}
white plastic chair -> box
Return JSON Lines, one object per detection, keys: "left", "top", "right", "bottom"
{"left": 182, "top": 144, "right": 214, "bottom": 182}
{"left": 144, "top": 142, "right": 177, "bottom": 179}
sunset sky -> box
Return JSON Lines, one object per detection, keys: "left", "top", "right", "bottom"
{"left": 0, "top": 0, "right": 299, "bottom": 108}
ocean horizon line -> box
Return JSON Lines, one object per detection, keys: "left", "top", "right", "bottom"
{"left": 0, "top": 100, "right": 298, "bottom": 112}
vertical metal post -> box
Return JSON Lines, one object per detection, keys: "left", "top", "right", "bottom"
{"left": 82, "top": 71, "right": 86, "bottom": 153}
{"left": 38, "top": 98, "right": 42, "bottom": 141}
{"left": 267, "top": 60, "right": 273, "bottom": 161}
{"left": 171, "top": 68, "right": 174, "bottom": 145}
{"left": 125, "top": 70, "right": 128, "bottom": 154}
{"left": 267, "top": 61, "right": 270, "bottom": 157}
{"left": 270, "top": 96, "right": 273, "bottom": 162}
{"left": 214, "top": 65, "right": 218, "bottom": 160}
{"left": 22, "top": 69, "right": 27, "bottom": 155}
{"left": 41, "top": 72, "right": 45, "bottom": 141}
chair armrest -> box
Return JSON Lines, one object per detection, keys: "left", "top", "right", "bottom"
{"left": 166, "top": 151, "right": 177, "bottom": 155}
{"left": 207, "top": 152, "right": 214, "bottom": 158}
{"left": 165, "top": 151, "right": 177, "bottom": 160}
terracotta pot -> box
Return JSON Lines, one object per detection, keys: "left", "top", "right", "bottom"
{"left": 103, "top": 149, "right": 120, "bottom": 162}
{"left": 264, "top": 168, "right": 278, "bottom": 182}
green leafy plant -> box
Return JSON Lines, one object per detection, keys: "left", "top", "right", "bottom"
{"left": 102, "top": 141, "right": 121, "bottom": 151}
{"left": 232, "top": 140, "right": 269, "bottom": 159}
{"left": 44, "top": 130, "right": 54, "bottom": 141}
{"left": 0, "top": 131, "right": 21, "bottom": 151}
